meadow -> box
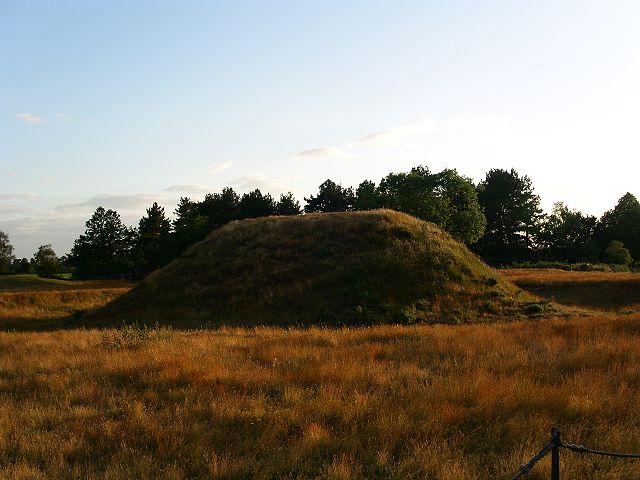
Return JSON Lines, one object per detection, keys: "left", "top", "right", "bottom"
{"left": 0, "top": 270, "right": 639, "bottom": 479}
{"left": 0, "top": 275, "right": 131, "bottom": 331}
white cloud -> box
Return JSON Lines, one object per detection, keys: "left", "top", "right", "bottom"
{"left": 208, "top": 161, "right": 233, "bottom": 174}
{"left": 297, "top": 146, "right": 355, "bottom": 159}
{"left": 4, "top": 170, "right": 17, "bottom": 177}
{"left": 0, "top": 205, "right": 32, "bottom": 215}
{"left": 55, "top": 113, "right": 70, "bottom": 120}
{"left": 295, "top": 117, "right": 510, "bottom": 169}
{"left": 55, "top": 193, "right": 161, "bottom": 213}
{"left": 165, "top": 183, "right": 214, "bottom": 194}
{"left": 231, "top": 175, "right": 294, "bottom": 195}
{"left": 0, "top": 193, "right": 37, "bottom": 201}
{"left": 353, "top": 119, "right": 439, "bottom": 148}
{"left": 0, "top": 214, "right": 87, "bottom": 257}
{"left": 16, "top": 112, "right": 43, "bottom": 124}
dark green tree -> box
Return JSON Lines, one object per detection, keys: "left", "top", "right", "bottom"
{"left": 474, "top": 168, "right": 543, "bottom": 263}
{"left": 11, "top": 257, "right": 31, "bottom": 274}
{"left": 304, "top": 179, "right": 355, "bottom": 213}
{"left": 0, "top": 231, "right": 15, "bottom": 274}
{"left": 595, "top": 193, "right": 640, "bottom": 260}
{"left": 31, "top": 244, "right": 60, "bottom": 276}
{"left": 603, "top": 240, "right": 632, "bottom": 266}
{"left": 172, "top": 197, "right": 209, "bottom": 255}
{"left": 199, "top": 187, "right": 240, "bottom": 229}
{"left": 377, "top": 167, "right": 486, "bottom": 244}
{"left": 238, "top": 189, "right": 276, "bottom": 219}
{"left": 135, "top": 202, "right": 172, "bottom": 275}
{"left": 58, "top": 255, "right": 73, "bottom": 274}
{"left": 69, "top": 207, "right": 135, "bottom": 279}
{"left": 354, "top": 180, "right": 382, "bottom": 211}
{"left": 540, "top": 202, "right": 598, "bottom": 262}
{"left": 275, "top": 192, "right": 302, "bottom": 216}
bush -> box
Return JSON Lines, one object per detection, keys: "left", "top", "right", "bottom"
{"left": 604, "top": 240, "right": 632, "bottom": 266}
{"left": 609, "top": 264, "right": 630, "bottom": 273}
{"left": 574, "top": 263, "right": 611, "bottom": 272}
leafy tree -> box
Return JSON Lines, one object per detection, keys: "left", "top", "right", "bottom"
{"left": 238, "top": 189, "right": 276, "bottom": 219}
{"left": 354, "top": 180, "right": 382, "bottom": 211}
{"left": 432, "top": 169, "right": 487, "bottom": 244}
{"left": 172, "top": 197, "right": 209, "bottom": 255}
{"left": 474, "top": 168, "right": 543, "bottom": 263}
{"left": 540, "top": 202, "right": 598, "bottom": 262}
{"left": 304, "top": 179, "right": 355, "bottom": 213}
{"left": 11, "top": 257, "right": 31, "bottom": 274}
{"left": 199, "top": 187, "right": 240, "bottom": 230}
{"left": 595, "top": 193, "right": 640, "bottom": 260}
{"left": 377, "top": 167, "right": 486, "bottom": 243}
{"left": 275, "top": 192, "right": 302, "bottom": 216}
{"left": 69, "top": 207, "right": 135, "bottom": 279}
{"left": 31, "top": 244, "right": 60, "bottom": 276}
{"left": 135, "top": 202, "right": 172, "bottom": 275}
{"left": 58, "top": 255, "right": 72, "bottom": 274}
{"left": 0, "top": 231, "right": 15, "bottom": 274}
{"left": 604, "top": 240, "right": 632, "bottom": 265}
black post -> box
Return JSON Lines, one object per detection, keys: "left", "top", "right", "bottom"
{"left": 551, "top": 427, "right": 561, "bottom": 480}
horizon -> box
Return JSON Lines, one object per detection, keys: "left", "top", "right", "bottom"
{"left": 3, "top": 1, "right": 640, "bottom": 258}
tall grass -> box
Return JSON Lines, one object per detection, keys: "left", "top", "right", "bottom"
{"left": 0, "top": 315, "right": 638, "bottom": 479}
{"left": 0, "top": 288, "right": 129, "bottom": 330}
{"left": 504, "top": 268, "right": 640, "bottom": 312}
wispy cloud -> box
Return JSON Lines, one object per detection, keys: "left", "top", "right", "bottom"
{"left": 55, "top": 113, "right": 70, "bottom": 120}
{"left": 0, "top": 205, "right": 32, "bottom": 215}
{"left": 165, "top": 183, "right": 214, "bottom": 194}
{"left": 353, "top": 119, "right": 439, "bottom": 148}
{"left": 55, "top": 193, "right": 161, "bottom": 213}
{"left": 208, "top": 161, "right": 233, "bottom": 175}
{"left": 297, "top": 146, "right": 356, "bottom": 159}
{"left": 16, "top": 112, "right": 43, "bottom": 125}
{"left": 297, "top": 117, "right": 511, "bottom": 163}
{"left": 0, "top": 193, "right": 37, "bottom": 201}
{"left": 231, "top": 175, "right": 293, "bottom": 195}
{"left": 4, "top": 170, "right": 17, "bottom": 177}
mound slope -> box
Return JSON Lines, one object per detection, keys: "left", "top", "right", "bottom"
{"left": 88, "top": 210, "right": 519, "bottom": 328}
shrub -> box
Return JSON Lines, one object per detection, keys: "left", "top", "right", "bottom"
{"left": 604, "top": 240, "right": 632, "bottom": 266}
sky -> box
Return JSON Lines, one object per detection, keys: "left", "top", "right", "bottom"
{"left": 2, "top": 0, "right": 640, "bottom": 258}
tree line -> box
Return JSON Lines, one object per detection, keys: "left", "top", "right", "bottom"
{"left": 1, "top": 166, "right": 639, "bottom": 278}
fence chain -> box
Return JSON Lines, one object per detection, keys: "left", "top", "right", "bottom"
{"left": 560, "top": 441, "right": 640, "bottom": 459}
{"left": 509, "top": 428, "right": 640, "bottom": 479}
{"left": 510, "top": 441, "right": 555, "bottom": 480}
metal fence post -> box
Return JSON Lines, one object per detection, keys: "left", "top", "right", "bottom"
{"left": 551, "top": 427, "right": 561, "bottom": 480}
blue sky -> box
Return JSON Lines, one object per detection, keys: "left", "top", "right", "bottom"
{"left": 2, "top": 0, "right": 640, "bottom": 257}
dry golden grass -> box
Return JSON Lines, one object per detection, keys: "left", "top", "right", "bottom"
{"left": 0, "top": 269, "right": 638, "bottom": 478}
{"left": 0, "top": 274, "right": 132, "bottom": 292}
{"left": 503, "top": 268, "right": 640, "bottom": 312}
{"left": 0, "top": 289, "right": 130, "bottom": 330}
{"left": 0, "top": 316, "right": 639, "bottom": 479}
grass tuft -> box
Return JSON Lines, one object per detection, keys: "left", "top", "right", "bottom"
{"left": 99, "top": 322, "right": 171, "bottom": 350}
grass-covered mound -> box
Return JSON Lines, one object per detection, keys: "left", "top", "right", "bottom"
{"left": 88, "top": 210, "right": 520, "bottom": 328}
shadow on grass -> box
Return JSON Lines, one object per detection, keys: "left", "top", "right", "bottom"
{"left": 0, "top": 312, "right": 94, "bottom": 332}
{"left": 512, "top": 278, "right": 640, "bottom": 311}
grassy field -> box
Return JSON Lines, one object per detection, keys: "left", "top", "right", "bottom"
{"left": 0, "top": 275, "right": 132, "bottom": 331}
{"left": 0, "top": 274, "right": 131, "bottom": 292}
{"left": 503, "top": 268, "right": 640, "bottom": 312}
{"left": 0, "top": 271, "right": 639, "bottom": 478}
